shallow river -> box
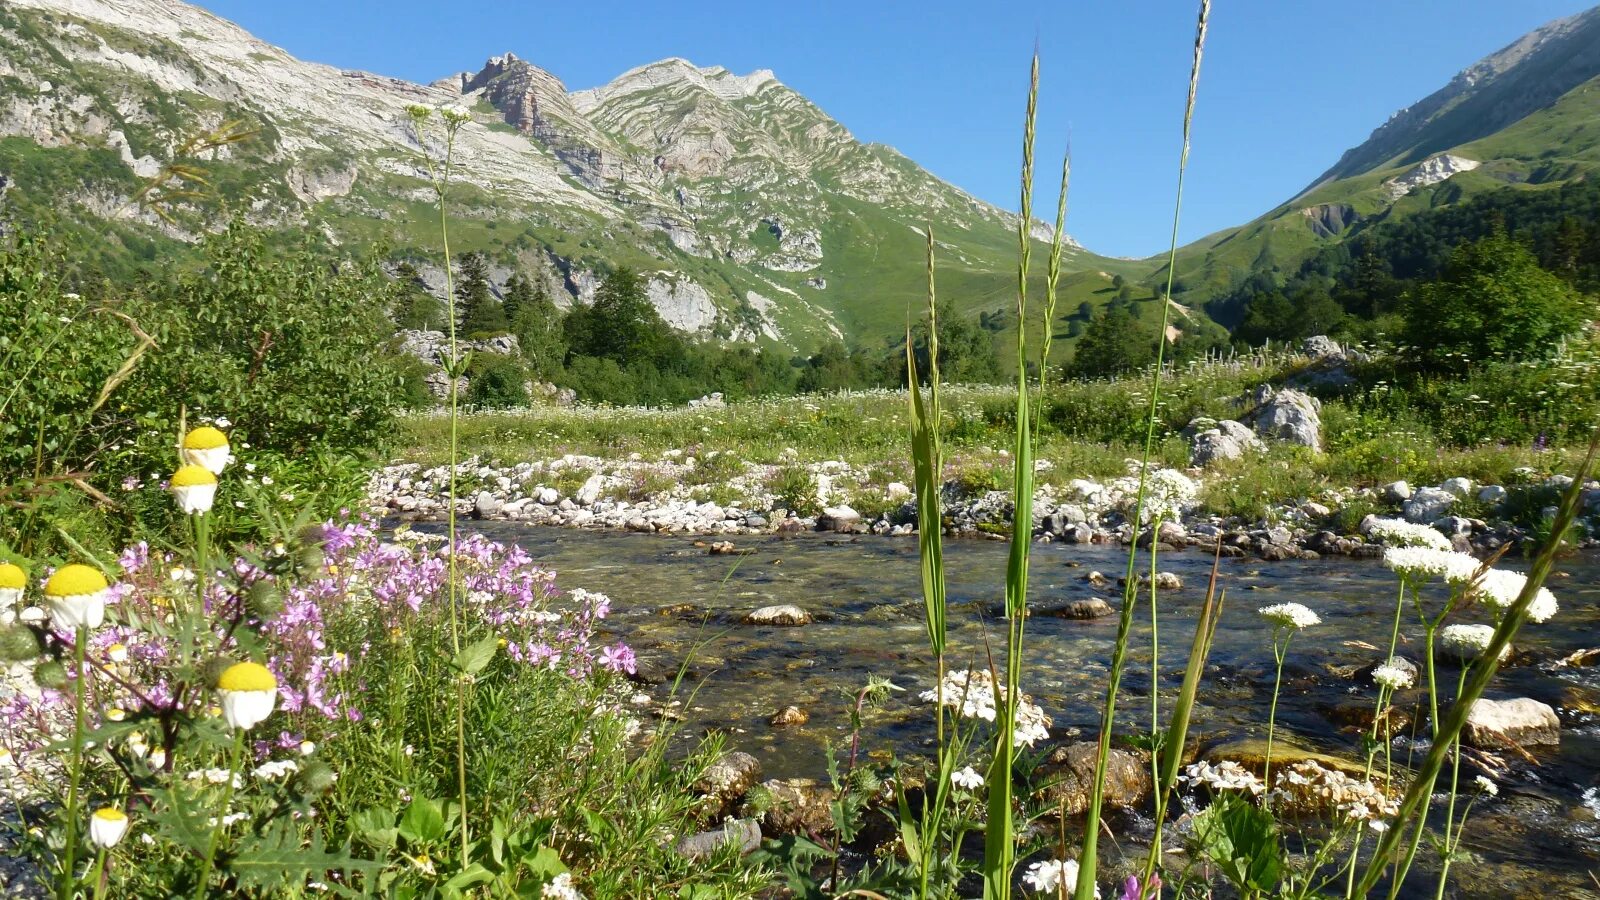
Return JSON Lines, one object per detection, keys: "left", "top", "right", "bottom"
{"left": 459, "top": 524, "right": 1600, "bottom": 898}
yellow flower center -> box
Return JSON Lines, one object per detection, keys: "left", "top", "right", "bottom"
{"left": 44, "top": 564, "right": 108, "bottom": 598}
{"left": 0, "top": 562, "right": 25, "bottom": 590}
{"left": 183, "top": 426, "right": 229, "bottom": 450}
{"left": 92, "top": 807, "right": 127, "bottom": 823}
{"left": 217, "top": 661, "right": 277, "bottom": 692}
{"left": 170, "top": 464, "right": 218, "bottom": 488}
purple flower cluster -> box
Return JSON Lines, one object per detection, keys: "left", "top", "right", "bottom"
{"left": 1, "top": 519, "right": 636, "bottom": 764}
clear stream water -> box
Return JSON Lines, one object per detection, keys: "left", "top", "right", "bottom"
{"left": 458, "top": 524, "right": 1600, "bottom": 897}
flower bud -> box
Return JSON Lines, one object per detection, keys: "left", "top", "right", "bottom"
{"left": 0, "top": 625, "right": 42, "bottom": 662}
{"left": 293, "top": 760, "right": 337, "bottom": 796}
{"left": 33, "top": 660, "right": 67, "bottom": 690}
{"left": 246, "top": 581, "right": 284, "bottom": 618}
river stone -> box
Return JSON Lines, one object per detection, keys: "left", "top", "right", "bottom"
{"left": 742, "top": 778, "right": 835, "bottom": 836}
{"left": 1040, "top": 598, "right": 1114, "bottom": 620}
{"left": 818, "top": 505, "right": 861, "bottom": 533}
{"left": 675, "top": 818, "right": 762, "bottom": 859}
{"left": 471, "top": 492, "right": 502, "bottom": 519}
{"left": 1033, "top": 741, "right": 1151, "bottom": 816}
{"left": 709, "top": 540, "right": 737, "bottom": 555}
{"left": 1477, "top": 485, "right": 1508, "bottom": 505}
{"left": 743, "top": 514, "right": 768, "bottom": 528}
{"left": 1403, "top": 487, "right": 1455, "bottom": 524}
{"left": 1441, "top": 477, "right": 1475, "bottom": 498}
{"left": 769, "top": 706, "right": 809, "bottom": 727}
{"left": 1464, "top": 698, "right": 1560, "bottom": 750}
{"left": 695, "top": 751, "right": 763, "bottom": 814}
{"left": 1381, "top": 481, "right": 1413, "bottom": 504}
{"left": 1243, "top": 387, "right": 1323, "bottom": 450}
{"left": 744, "top": 604, "right": 811, "bottom": 626}
{"left": 1064, "top": 523, "right": 1095, "bottom": 544}
{"left": 1085, "top": 571, "right": 1110, "bottom": 588}
{"left": 1205, "top": 738, "right": 1369, "bottom": 779}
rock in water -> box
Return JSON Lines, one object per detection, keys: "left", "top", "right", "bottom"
{"left": 695, "top": 751, "right": 763, "bottom": 814}
{"left": 1033, "top": 742, "right": 1151, "bottom": 816}
{"left": 818, "top": 505, "right": 861, "bottom": 533}
{"left": 769, "top": 706, "right": 809, "bottom": 727}
{"left": 1464, "top": 698, "right": 1560, "bottom": 750}
{"left": 743, "top": 604, "right": 811, "bottom": 626}
{"left": 471, "top": 492, "right": 503, "bottom": 519}
{"left": 675, "top": 819, "right": 762, "bottom": 859}
{"left": 1040, "top": 598, "right": 1114, "bottom": 620}
{"left": 741, "top": 778, "right": 835, "bottom": 835}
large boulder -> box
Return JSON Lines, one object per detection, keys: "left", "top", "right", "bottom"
{"left": 1190, "top": 419, "right": 1265, "bottom": 467}
{"left": 818, "top": 505, "right": 861, "bottom": 533}
{"left": 1301, "top": 335, "right": 1344, "bottom": 360}
{"left": 1463, "top": 698, "right": 1560, "bottom": 750}
{"left": 741, "top": 778, "right": 835, "bottom": 836}
{"left": 675, "top": 819, "right": 762, "bottom": 859}
{"left": 1242, "top": 387, "right": 1323, "bottom": 450}
{"left": 694, "top": 751, "right": 763, "bottom": 815}
{"left": 1403, "top": 487, "right": 1456, "bottom": 524}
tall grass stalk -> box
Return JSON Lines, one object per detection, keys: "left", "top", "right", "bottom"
{"left": 1076, "top": 3, "right": 1209, "bottom": 896}
{"left": 981, "top": 50, "right": 1040, "bottom": 900}
{"left": 906, "top": 225, "right": 951, "bottom": 896}
{"left": 1352, "top": 428, "right": 1599, "bottom": 896}
{"left": 407, "top": 104, "right": 473, "bottom": 862}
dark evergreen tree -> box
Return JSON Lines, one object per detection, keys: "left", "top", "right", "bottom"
{"left": 1065, "top": 305, "right": 1157, "bottom": 378}
{"left": 456, "top": 252, "right": 509, "bottom": 336}
{"left": 563, "top": 267, "right": 671, "bottom": 364}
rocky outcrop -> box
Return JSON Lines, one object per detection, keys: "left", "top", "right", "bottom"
{"left": 1189, "top": 419, "right": 1265, "bottom": 467}
{"left": 1383, "top": 154, "right": 1481, "bottom": 200}
{"left": 645, "top": 275, "right": 718, "bottom": 333}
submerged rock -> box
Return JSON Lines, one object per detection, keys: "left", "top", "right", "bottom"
{"left": 769, "top": 706, "right": 809, "bottom": 727}
{"left": 743, "top": 604, "right": 812, "bottom": 626}
{"left": 1040, "top": 598, "right": 1114, "bottom": 620}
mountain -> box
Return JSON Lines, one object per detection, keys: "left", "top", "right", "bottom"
{"left": 0, "top": 0, "right": 1149, "bottom": 351}
{"left": 1166, "top": 4, "right": 1600, "bottom": 320}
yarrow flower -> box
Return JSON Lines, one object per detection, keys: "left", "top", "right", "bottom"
{"left": 1440, "top": 623, "right": 1507, "bottom": 661}
{"left": 1474, "top": 775, "right": 1498, "bottom": 797}
{"left": 542, "top": 872, "right": 582, "bottom": 900}
{"left": 1023, "top": 859, "right": 1096, "bottom": 896}
{"left": 1179, "top": 760, "right": 1265, "bottom": 796}
{"left": 170, "top": 464, "right": 218, "bottom": 516}
{"left": 88, "top": 807, "right": 129, "bottom": 848}
{"left": 1382, "top": 547, "right": 1479, "bottom": 583}
{"left": 1469, "top": 569, "right": 1558, "bottom": 623}
{"left": 181, "top": 426, "right": 232, "bottom": 475}
{"left": 1366, "top": 518, "right": 1452, "bottom": 551}
{"left": 1371, "top": 661, "right": 1415, "bottom": 691}
{"left": 1258, "top": 602, "right": 1320, "bottom": 630}
{"left": 919, "top": 669, "right": 1052, "bottom": 747}
{"left": 43, "top": 563, "right": 110, "bottom": 631}
{"left": 217, "top": 661, "right": 279, "bottom": 731}
{"left": 951, "top": 766, "right": 985, "bottom": 791}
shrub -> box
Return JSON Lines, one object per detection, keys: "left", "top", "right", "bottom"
{"left": 466, "top": 352, "right": 528, "bottom": 408}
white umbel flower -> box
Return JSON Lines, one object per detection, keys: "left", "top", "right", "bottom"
{"left": 951, "top": 766, "right": 985, "bottom": 791}
{"left": 89, "top": 807, "right": 129, "bottom": 848}
{"left": 217, "top": 662, "right": 278, "bottom": 731}
{"left": 169, "top": 464, "right": 218, "bottom": 516}
{"left": 1367, "top": 518, "right": 1452, "bottom": 551}
{"left": 1440, "top": 623, "right": 1508, "bottom": 661}
{"left": 1474, "top": 775, "right": 1498, "bottom": 797}
{"left": 542, "top": 872, "right": 583, "bottom": 900}
{"left": 1371, "top": 661, "right": 1415, "bottom": 691}
{"left": 1382, "top": 548, "right": 1479, "bottom": 583}
{"left": 1258, "top": 602, "right": 1320, "bottom": 630}
{"left": 42, "top": 564, "right": 109, "bottom": 631}
{"left": 1470, "top": 569, "right": 1558, "bottom": 623}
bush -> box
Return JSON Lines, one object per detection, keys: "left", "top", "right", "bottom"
{"left": 466, "top": 352, "right": 528, "bottom": 408}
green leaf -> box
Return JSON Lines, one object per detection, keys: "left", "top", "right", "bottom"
{"left": 522, "top": 846, "right": 567, "bottom": 880}
{"left": 398, "top": 797, "right": 446, "bottom": 845}
{"left": 453, "top": 634, "right": 498, "bottom": 675}
{"left": 353, "top": 806, "right": 398, "bottom": 849}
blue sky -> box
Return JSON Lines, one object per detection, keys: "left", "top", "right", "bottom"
{"left": 194, "top": 0, "right": 1593, "bottom": 258}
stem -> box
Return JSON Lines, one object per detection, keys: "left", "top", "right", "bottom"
{"left": 1263, "top": 631, "right": 1291, "bottom": 794}
{"left": 1387, "top": 622, "right": 1440, "bottom": 900}
{"left": 1433, "top": 665, "right": 1472, "bottom": 900}
{"left": 194, "top": 729, "right": 244, "bottom": 898}
{"left": 91, "top": 849, "right": 108, "bottom": 900}
{"left": 60, "top": 628, "right": 88, "bottom": 900}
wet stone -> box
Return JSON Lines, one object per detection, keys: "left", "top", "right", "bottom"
{"left": 743, "top": 604, "right": 812, "bottom": 626}
{"left": 769, "top": 706, "right": 809, "bottom": 727}
{"left": 1034, "top": 741, "right": 1151, "bottom": 816}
